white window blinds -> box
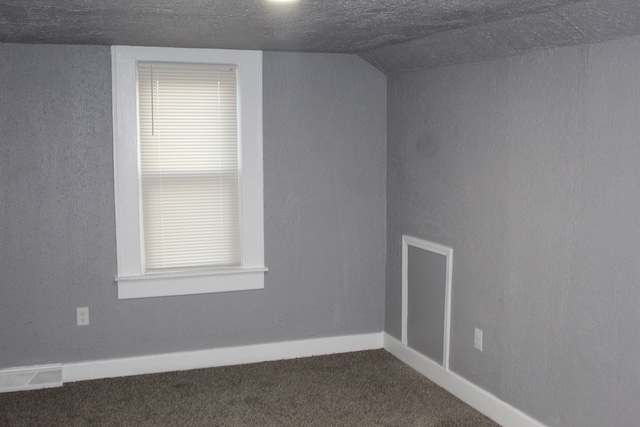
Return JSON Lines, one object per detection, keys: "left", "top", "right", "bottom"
{"left": 137, "top": 62, "right": 241, "bottom": 271}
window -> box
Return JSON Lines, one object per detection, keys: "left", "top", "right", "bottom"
{"left": 112, "top": 46, "right": 266, "bottom": 299}
{"left": 137, "top": 62, "right": 241, "bottom": 271}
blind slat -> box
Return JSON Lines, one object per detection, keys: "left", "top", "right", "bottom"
{"left": 137, "top": 61, "right": 241, "bottom": 270}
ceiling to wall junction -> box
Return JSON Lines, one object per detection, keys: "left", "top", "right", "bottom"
{"left": 1, "top": 0, "right": 639, "bottom": 73}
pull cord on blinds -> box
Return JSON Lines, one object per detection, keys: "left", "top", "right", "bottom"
{"left": 137, "top": 62, "right": 241, "bottom": 272}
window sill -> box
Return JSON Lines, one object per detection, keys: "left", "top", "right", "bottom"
{"left": 115, "top": 267, "right": 267, "bottom": 299}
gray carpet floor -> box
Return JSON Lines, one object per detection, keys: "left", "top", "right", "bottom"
{"left": 0, "top": 350, "right": 500, "bottom": 426}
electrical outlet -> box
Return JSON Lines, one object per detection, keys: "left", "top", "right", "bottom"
{"left": 474, "top": 328, "right": 483, "bottom": 351}
{"left": 77, "top": 307, "right": 89, "bottom": 326}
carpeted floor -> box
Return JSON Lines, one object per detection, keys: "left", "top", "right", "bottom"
{"left": 0, "top": 350, "right": 499, "bottom": 426}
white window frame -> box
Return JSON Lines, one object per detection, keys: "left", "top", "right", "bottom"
{"left": 111, "top": 46, "right": 266, "bottom": 299}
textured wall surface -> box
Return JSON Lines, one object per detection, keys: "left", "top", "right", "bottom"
{"left": 387, "top": 35, "right": 640, "bottom": 427}
{"left": 263, "top": 52, "right": 387, "bottom": 342}
{"left": 0, "top": 44, "right": 386, "bottom": 368}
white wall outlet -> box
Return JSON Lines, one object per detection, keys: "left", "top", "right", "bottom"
{"left": 474, "top": 327, "right": 483, "bottom": 351}
{"left": 77, "top": 307, "right": 89, "bottom": 326}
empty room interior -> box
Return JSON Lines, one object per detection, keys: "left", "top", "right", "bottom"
{"left": 2, "top": 1, "right": 640, "bottom": 426}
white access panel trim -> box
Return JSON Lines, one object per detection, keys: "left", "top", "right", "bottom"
{"left": 402, "top": 235, "right": 453, "bottom": 371}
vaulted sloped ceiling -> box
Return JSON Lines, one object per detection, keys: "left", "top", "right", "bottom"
{"left": 1, "top": 0, "right": 639, "bottom": 73}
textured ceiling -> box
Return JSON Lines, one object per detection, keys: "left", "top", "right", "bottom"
{"left": 1, "top": 0, "right": 639, "bottom": 73}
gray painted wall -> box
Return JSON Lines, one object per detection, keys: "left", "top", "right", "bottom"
{"left": 407, "top": 246, "right": 446, "bottom": 366}
{"left": 0, "top": 45, "right": 387, "bottom": 368}
{"left": 387, "top": 35, "right": 640, "bottom": 427}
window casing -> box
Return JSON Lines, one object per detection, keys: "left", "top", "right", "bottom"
{"left": 111, "top": 46, "right": 266, "bottom": 299}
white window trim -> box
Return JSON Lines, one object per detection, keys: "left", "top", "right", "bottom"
{"left": 111, "top": 46, "right": 266, "bottom": 299}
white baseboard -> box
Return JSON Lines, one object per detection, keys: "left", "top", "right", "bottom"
{"left": 0, "top": 330, "right": 545, "bottom": 427}
{"left": 383, "top": 333, "right": 546, "bottom": 427}
{"left": 62, "top": 332, "right": 383, "bottom": 383}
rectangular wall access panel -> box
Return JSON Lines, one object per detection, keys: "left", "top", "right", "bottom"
{"left": 402, "top": 235, "right": 452, "bottom": 369}
{"left": 407, "top": 246, "right": 446, "bottom": 365}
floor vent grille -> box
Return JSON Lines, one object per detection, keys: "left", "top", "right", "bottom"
{"left": 0, "top": 365, "right": 63, "bottom": 393}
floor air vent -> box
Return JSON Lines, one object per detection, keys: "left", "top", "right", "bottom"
{"left": 0, "top": 365, "right": 63, "bottom": 392}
